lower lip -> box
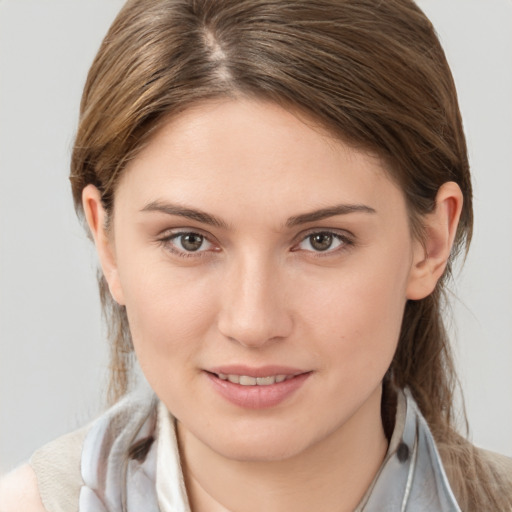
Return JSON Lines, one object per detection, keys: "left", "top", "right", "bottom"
{"left": 205, "top": 372, "right": 311, "bottom": 409}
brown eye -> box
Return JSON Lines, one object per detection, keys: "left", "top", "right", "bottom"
{"left": 295, "top": 231, "right": 348, "bottom": 254}
{"left": 160, "top": 230, "right": 216, "bottom": 258}
{"left": 178, "top": 233, "right": 205, "bottom": 252}
{"left": 309, "top": 233, "right": 334, "bottom": 251}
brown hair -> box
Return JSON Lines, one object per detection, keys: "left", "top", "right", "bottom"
{"left": 69, "top": 0, "right": 510, "bottom": 508}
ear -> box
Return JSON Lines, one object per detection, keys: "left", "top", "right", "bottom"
{"left": 406, "top": 182, "right": 463, "bottom": 300}
{"left": 82, "top": 184, "right": 125, "bottom": 305}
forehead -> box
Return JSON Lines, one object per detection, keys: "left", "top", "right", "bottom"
{"left": 116, "top": 98, "right": 406, "bottom": 224}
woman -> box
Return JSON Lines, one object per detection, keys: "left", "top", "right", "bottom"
{"left": 1, "top": 0, "right": 511, "bottom": 510}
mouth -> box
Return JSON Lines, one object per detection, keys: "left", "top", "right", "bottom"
{"left": 204, "top": 366, "right": 311, "bottom": 409}
{"left": 212, "top": 373, "right": 295, "bottom": 386}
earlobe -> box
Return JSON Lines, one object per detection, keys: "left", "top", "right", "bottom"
{"left": 82, "top": 185, "right": 126, "bottom": 305}
{"left": 406, "top": 182, "right": 463, "bottom": 300}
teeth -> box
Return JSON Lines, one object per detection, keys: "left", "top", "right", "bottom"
{"left": 216, "top": 373, "right": 291, "bottom": 386}
{"left": 240, "top": 375, "right": 257, "bottom": 385}
{"left": 256, "top": 376, "right": 275, "bottom": 385}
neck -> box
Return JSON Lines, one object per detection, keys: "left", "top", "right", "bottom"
{"left": 177, "top": 386, "right": 388, "bottom": 512}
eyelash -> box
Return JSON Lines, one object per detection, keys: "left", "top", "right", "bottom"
{"left": 292, "top": 230, "right": 354, "bottom": 256}
{"left": 157, "top": 230, "right": 218, "bottom": 258}
{"left": 157, "top": 229, "right": 354, "bottom": 259}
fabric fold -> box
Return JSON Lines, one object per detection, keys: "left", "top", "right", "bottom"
{"left": 78, "top": 387, "right": 461, "bottom": 511}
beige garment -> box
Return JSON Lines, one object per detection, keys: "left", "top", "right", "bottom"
{"left": 440, "top": 442, "right": 512, "bottom": 511}
{"left": 30, "top": 427, "right": 88, "bottom": 512}
{"left": 480, "top": 448, "right": 512, "bottom": 476}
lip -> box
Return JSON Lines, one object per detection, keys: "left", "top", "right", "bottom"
{"left": 208, "top": 365, "right": 306, "bottom": 378}
{"left": 205, "top": 365, "right": 311, "bottom": 409}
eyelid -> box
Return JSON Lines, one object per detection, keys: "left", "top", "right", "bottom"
{"left": 291, "top": 228, "right": 355, "bottom": 254}
{"left": 155, "top": 226, "right": 354, "bottom": 258}
{"left": 156, "top": 227, "right": 220, "bottom": 257}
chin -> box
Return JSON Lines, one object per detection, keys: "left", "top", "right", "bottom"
{"left": 197, "top": 419, "right": 326, "bottom": 463}
{"left": 210, "top": 437, "right": 308, "bottom": 463}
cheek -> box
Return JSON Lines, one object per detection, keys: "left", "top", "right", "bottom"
{"left": 117, "top": 252, "right": 218, "bottom": 368}
{"left": 122, "top": 271, "right": 221, "bottom": 411}
{"left": 297, "top": 254, "right": 410, "bottom": 377}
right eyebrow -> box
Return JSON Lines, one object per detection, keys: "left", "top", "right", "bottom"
{"left": 285, "top": 204, "right": 377, "bottom": 227}
{"left": 140, "top": 201, "right": 229, "bottom": 229}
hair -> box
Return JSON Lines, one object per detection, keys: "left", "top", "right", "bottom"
{"left": 69, "top": 0, "right": 511, "bottom": 508}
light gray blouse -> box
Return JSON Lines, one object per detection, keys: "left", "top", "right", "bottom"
{"left": 31, "top": 387, "right": 462, "bottom": 511}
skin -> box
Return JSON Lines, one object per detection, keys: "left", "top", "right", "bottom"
{"left": 0, "top": 465, "right": 45, "bottom": 511}
{"left": 0, "top": 98, "right": 462, "bottom": 512}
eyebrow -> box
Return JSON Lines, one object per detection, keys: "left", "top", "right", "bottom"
{"left": 141, "top": 201, "right": 376, "bottom": 229}
{"left": 141, "top": 201, "right": 229, "bottom": 229}
{"left": 286, "top": 204, "right": 376, "bottom": 227}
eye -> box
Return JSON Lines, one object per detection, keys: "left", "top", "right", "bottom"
{"left": 295, "top": 231, "right": 350, "bottom": 253}
{"left": 176, "top": 232, "right": 208, "bottom": 252}
{"left": 160, "top": 231, "right": 216, "bottom": 256}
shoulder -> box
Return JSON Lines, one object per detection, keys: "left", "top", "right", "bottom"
{"left": 438, "top": 437, "right": 512, "bottom": 510}
{"left": 0, "top": 464, "right": 46, "bottom": 512}
{"left": 477, "top": 447, "right": 512, "bottom": 483}
{"left": 0, "top": 425, "right": 89, "bottom": 512}
{"left": 29, "top": 426, "right": 89, "bottom": 512}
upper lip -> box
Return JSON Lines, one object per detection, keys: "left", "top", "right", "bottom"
{"left": 207, "top": 365, "right": 308, "bottom": 378}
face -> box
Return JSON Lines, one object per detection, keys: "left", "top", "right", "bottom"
{"left": 92, "top": 99, "right": 426, "bottom": 462}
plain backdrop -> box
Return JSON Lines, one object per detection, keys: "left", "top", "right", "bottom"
{"left": 1, "top": 0, "right": 511, "bottom": 473}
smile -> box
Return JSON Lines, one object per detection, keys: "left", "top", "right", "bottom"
{"left": 205, "top": 367, "right": 312, "bottom": 409}
{"left": 215, "top": 374, "right": 292, "bottom": 386}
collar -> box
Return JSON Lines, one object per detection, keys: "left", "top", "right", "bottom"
{"left": 79, "top": 387, "right": 461, "bottom": 511}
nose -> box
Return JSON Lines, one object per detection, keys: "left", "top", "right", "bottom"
{"left": 217, "top": 254, "right": 293, "bottom": 348}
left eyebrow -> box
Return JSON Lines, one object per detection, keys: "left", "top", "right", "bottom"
{"left": 140, "top": 201, "right": 229, "bottom": 229}
{"left": 286, "top": 204, "right": 376, "bottom": 227}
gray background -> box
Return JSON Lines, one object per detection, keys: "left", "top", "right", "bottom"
{"left": 1, "top": 0, "right": 511, "bottom": 473}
